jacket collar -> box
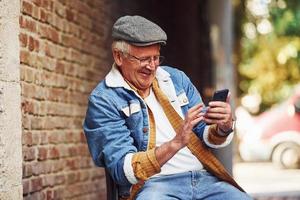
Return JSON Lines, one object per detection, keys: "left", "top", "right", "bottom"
{"left": 105, "top": 63, "right": 171, "bottom": 89}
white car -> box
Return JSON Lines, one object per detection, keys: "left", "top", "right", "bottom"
{"left": 235, "top": 91, "right": 300, "bottom": 169}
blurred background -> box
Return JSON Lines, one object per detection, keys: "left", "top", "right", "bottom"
{"left": 233, "top": 0, "right": 300, "bottom": 199}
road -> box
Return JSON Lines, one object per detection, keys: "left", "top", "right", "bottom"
{"left": 233, "top": 162, "right": 300, "bottom": 198}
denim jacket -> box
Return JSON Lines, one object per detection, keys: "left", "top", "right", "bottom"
{"left": 83, "top": 65, "right": 232, "bottom": 195}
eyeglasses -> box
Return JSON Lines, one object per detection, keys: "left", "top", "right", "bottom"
{"left": 122, "top": 52, "right": 164, "bottom": 67}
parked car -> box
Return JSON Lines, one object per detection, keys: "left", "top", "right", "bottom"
{"left": 235, "top": 89, "right": 300, "bottom": 169}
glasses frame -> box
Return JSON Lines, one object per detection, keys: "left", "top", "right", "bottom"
{"left": 121, "top": 52, "right": 164, "bottom": 67}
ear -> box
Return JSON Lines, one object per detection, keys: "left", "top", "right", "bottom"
{"left": 112, "top": 49, "right": 123, "bottom": 66}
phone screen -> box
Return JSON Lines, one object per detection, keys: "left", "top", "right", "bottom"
{"left": 211, "top": 89, "right": 229, "bottom": 102}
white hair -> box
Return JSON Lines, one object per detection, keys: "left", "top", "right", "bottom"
{"left": 112, "top": 40, "right": 130, "bottom": 53}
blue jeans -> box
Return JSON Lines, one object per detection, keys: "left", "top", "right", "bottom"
{"left": 135, "top": 170, "right": 253, "bottom": 200}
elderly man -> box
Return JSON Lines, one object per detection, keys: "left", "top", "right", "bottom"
{"left": 83, "top": 15, "right": 252, "bottom": 200}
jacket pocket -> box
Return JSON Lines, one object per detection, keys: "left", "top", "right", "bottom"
{"left": 121, "top": 101, "right": 142, "bottom": 130}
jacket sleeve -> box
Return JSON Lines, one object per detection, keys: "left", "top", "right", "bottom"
{"left": 83, "top": 93, "right": 136, "bottom": 185}
{"left": 83, "top": 93, "right": 162, "bottom": 185}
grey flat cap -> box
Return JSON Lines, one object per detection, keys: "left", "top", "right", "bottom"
{"left": 112, "top": 15, "right": 167, "bottom": 46}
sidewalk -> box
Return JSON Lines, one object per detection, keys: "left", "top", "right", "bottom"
{"left": 233, "top": 162, "right": 300, "bottom": 200}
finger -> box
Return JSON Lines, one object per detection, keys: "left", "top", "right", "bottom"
{"left": 196, "top": 112, "right": 205, "bottom": 117}
{"left": 206, "top": 107, "right": 228, "bottom": 114}
{"left": 203, "top": 117, "right": 224, "bottom": 124}
{"left": 190, "top": 116, "right": 203, "bottom": 126}
{"left": 184, "top": 117, "right": 203, "bottom": 131}
{"left": 226, "top": 92, "right": 231, "bottom": 103}
{"left": 188, "top": 104, "right": 204, "bottom": 114}
{"left": 186, "top": 104, "right": 204, "bottom": 120}
{"left": 208, "top": 101, "right": 227, "bottom": 108}
{"left": 204, "top": 113, "right": 226, "bottom": 120}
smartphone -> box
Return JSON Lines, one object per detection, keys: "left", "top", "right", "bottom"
{"left": 211, "top": 89, "right": 229, "bottom": 102}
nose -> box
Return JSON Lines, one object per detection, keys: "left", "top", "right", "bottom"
{"left": 145, "top": 58, "right": 156, "bottom": 69}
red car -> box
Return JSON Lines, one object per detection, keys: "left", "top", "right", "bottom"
{"left": 236, "top": 88, "right": 300, "bottom": 169}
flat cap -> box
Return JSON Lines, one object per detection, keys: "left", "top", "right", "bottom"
{"left": 112, "top": 15, "right": 167, "bottom": 46}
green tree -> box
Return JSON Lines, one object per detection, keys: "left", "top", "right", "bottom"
{"left": 237, "top": 0, "right": 300, "bottom": 112}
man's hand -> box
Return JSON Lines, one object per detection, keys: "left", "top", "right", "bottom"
{"left": 155, "top": 103, "right": 205, "bottom": 166}
{"left": 203, "top": 94, "right": 233, "bottom": 132}
{"left": 172, "top": 104, "right": 205, "bottom": 149}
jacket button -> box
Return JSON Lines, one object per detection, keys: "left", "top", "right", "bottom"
{"left": 143, "top": 127, "right": 148, "bottom": 133}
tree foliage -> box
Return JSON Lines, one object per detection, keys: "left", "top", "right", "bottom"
{"left": 237, "top": 0, "right": 300, "bottom": 112}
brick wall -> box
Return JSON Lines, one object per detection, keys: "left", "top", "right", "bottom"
{"left": 20, "top": 0, "right": 117, "bottom": 199}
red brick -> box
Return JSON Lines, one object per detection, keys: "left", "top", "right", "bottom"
{"left": 32, "top": 0, "right": 42, "bottom": 6}
{"left": 19, "top": 32, "right": 28, "bottom": 47}
{"left": 23, "top": 147, "right": 36, "bottom": 161}
{"left": 22, "top": 114, "right": 31, "bottom": 130}
{"left": 54, "top": 1, "right": 65, "bottom": 18}
{"left": 22, "top": 131, "right": 33, "bottom": 146}
{"left": 69, "top": 91, "right": 87, "bottom": 105}
{"left": 22, "top": 99, "right": 34, "bottom": 114}
{"left": 21, "top": 1, "right": 33, "bottom": 16}
{"left": 34, "top": 38, "right": 40, "bottom": 52}
{"left": 31, "top": 116, "right": 45, "bottom": 130}
{"left": 31, "top": 161, "right": 51, "bottom": 176}
{"left": 21, "top": 65, "right": 36, "bottom": 83}
{"left": 64, "top": 63, "right": 77, "bottom": 76}
{"left": 21, "top": 82, "right": 35, "bottom": 98}
{"left": 46, "top": 190, "right": 54, "bottom": 200}
{"left": 80, "top": 131, "right": 87, "bottom": 143}
{"left": 31, "top": 177, "right": 43, "bottom": 192}
{"left": 19, "top": 16, "right": 37, "bottom": 33}
{"left": 47, "top": 88, "right": 69, "bottom": 102}
{"left": 24, "top": 192, "right": 45, "bottom": 200}
{"left": 78, "top": 144, "right": 90, "bottom": 156}
{"left": 52, "top": 14, "right": 66, "bottom": 31}
{"left": 41, "top": 0, "right": 54, "bottom": 11}
{"left": 41, "top": 72, "right": 68, "bottom": 88}
{"left": 28, "top": 36, "right": 34, "bottom": 51}
{"left": 48, "top": 27, "right": 60, "bottom": 43}
{"left": 26, "top": 36, "right": 39, "bottom": 52}
{"left": 39, "top": 8, "right": 47, "bottom": 22}
{"left": 20, "top": 50, "right": 30, "bottom": 65}
{"left": 47, "top": 103, "right": 72, "bottom": 116}
{"left": 66, "top": 9, "right": 74, "bottom": 22}
{"left": 72, "top": 105, "right": 86, "bottom": 117}
{"left": 44, "top": 42, "right": 56, "bottom": 58}
{"left": 55, "top": 60, "right": 66, "bottom": 74}
{"left": 57, "top": 0, "right": 67, "bottom": 5}
{"left": 48, "top": 131, "right": 61, "bottom": 144}
{"left": 48, "top": 146, "right": 60, "bottom": 159}
{"left": 54, "top": 174, "right": 66, "bottom": 185}
{"left": 37, "top": 147, "right": 48, "bottom": 161}
{"left": 22, "top": 179, "right": 30, "bottom": 194}
{"left": 52, "top": 188, "right": 65, "bottom": 199}
{"left": 40, "top": 131, "right": 48, "bottom": 145}
{"left": 37, "top": 24, "right": 47, "bottom": 38}
{"left": 23, "top": 163, "right": 33, "bottom": 178}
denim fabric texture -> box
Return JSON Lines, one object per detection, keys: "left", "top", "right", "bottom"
{"left": 83, "top": 65, "right": 206, "bottom": 195}
{"left": 135, "top": 170, "right": 253, "bottom": 200}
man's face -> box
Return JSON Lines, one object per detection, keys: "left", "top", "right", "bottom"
{"left": 118, "top": 44, "right": 161, "bottom": 92}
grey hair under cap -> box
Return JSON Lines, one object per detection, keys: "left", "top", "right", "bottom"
{"left": 112, "top": 15, "right": 167, "bottom": 46}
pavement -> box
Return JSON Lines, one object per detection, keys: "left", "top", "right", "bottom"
{"left": 233, "top": 162, "right": 300, "bottom": 200}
